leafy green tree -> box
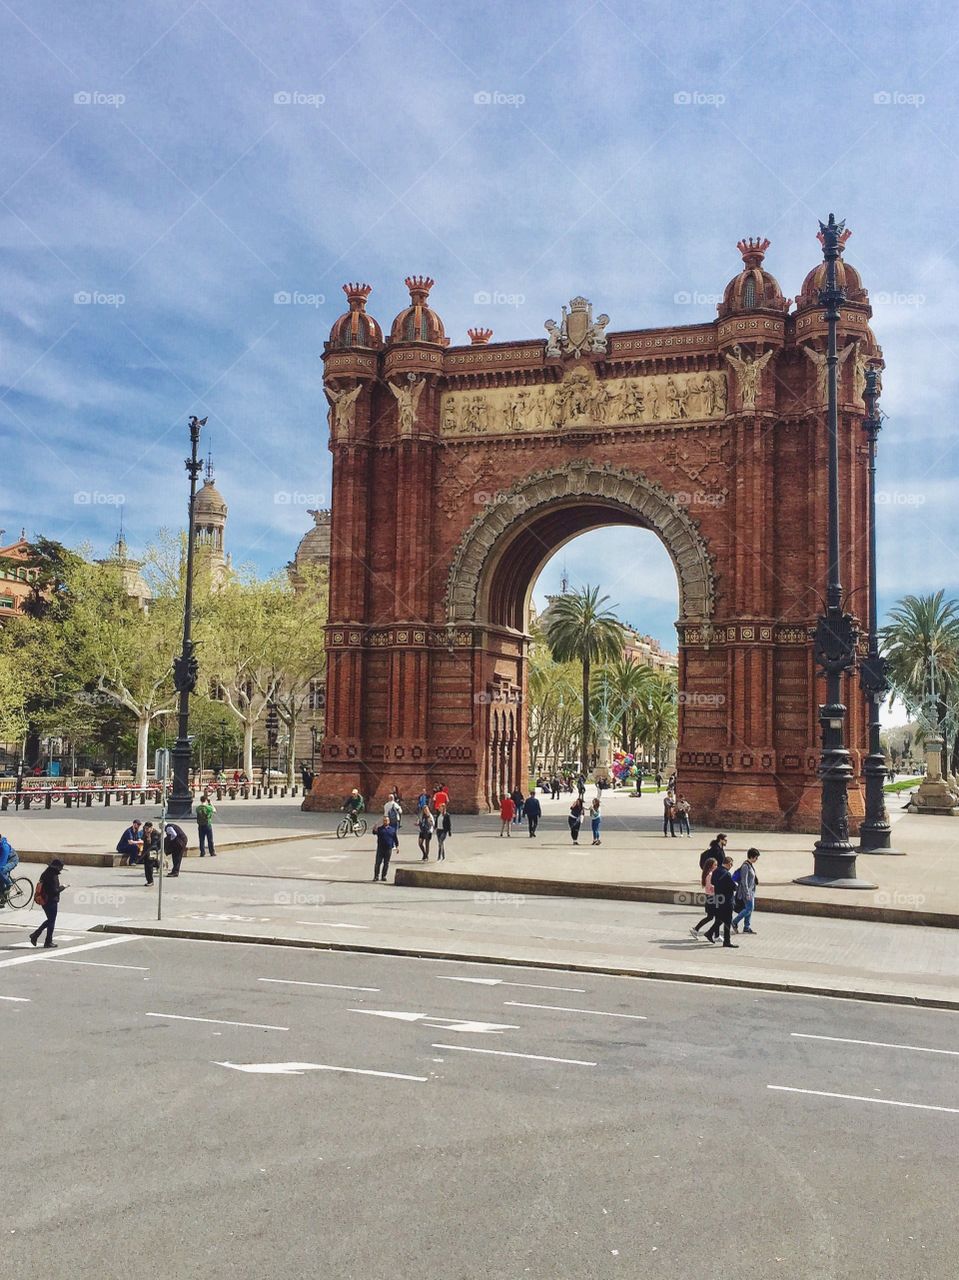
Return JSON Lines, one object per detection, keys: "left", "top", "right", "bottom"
{"left": 267, "top": 567, "right": 328, "bottom": 785}
{"left": 527, "top": 629, "right": 582, "bottom": 774}
{"left": 881, "top": 590, "right": 959, "bottom": 771}
{"left": 545, "top": 586, "right": 626, "bottom": 771}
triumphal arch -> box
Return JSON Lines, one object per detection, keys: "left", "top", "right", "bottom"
{"left": 306, "top": 236, "right": 881, "bottom": 829}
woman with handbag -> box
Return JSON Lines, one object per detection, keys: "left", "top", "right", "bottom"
{"left": 568, "top": 796, "right": 585, "bottom": 845}
{"left": 690, "top": 857, "right": 717, "bottom": 939}
{"left": 417, "top": 805, "right": 435, "bottom": 861}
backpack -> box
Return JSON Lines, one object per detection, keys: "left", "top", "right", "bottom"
{"left": 34, "top": 877, "right": 46, "bottom": 907}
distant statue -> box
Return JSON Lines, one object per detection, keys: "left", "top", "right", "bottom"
{"left": 803, "top": 341, "right": 856, "bottom": 404}
{"left": 544, "top": 319, "right": 563, "bottom": 357}
{"left": 725, "top": 345, "right": 774, "bottom": 411}
{"left": 589, "top": 313, "right": 610, "bottom": 354}
{"left": 388, "top": 377, "right": 426, "bottom": 433}
{"left": 326, "top": 383, "right": 363, "bottom": 435}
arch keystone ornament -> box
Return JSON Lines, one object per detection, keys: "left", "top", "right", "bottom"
{"left": 308, "top": 240, "right": 881, "bottom": 830}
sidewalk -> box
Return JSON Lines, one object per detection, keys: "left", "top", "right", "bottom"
{"left": 7, "top": 788, "right": 959, "bottom": 925}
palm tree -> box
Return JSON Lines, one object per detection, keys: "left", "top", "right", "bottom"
{"left": 602, "top": 654, "right": 656, "bottom": 753}
{"left": 545, "top": 586, "right": 625, "bottom": 771}
{"left": 881, "top": 590, "right": 959, "bottom": 770}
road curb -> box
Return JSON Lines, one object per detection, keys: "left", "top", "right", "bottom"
{"left": 393, "top": 868, "right": 958, "bottom": 929}
{"left": 18, "top": 831, "right": 333, "bottom": 868}
{"left": 92, "top": 922, "right": 959, "bottom": 1012}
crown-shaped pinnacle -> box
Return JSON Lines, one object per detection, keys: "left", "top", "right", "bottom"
{"left": 468, "top": 327, "right": 493, "bottom": 345}
{"left": 342, "top": 282, "right": 373, "bottom": 308}
{"left": 405, "top": 275, "right": 435, "bottom": 302}
{"left": 816, "top": 227, "right": 852, "bottom": 251}
{"left": 737, "top": 237, "right": 771, "bottom": 267}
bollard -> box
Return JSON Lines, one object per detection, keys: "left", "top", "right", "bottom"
{"left": 23, "top": 796, "right": 31, "bottom": 810}
{"left": 281, "top": 786, "right": 287, "bottom": 798}
{"left": 65, "top": 794, "right": 72, "bottom": 808}
{"left": 104, "top": 791, "right": 110, "bottom": 806}
{"left": 86, "top": 793, "right": 93, "bottom": 807}
{"left": 0, "top": 796, "right": 7, "bottom": 811}
{"left": 45, "top": 794, "right": 52, "bottom": 809}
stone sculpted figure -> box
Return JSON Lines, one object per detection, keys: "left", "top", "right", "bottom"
{"left": 725, "top": 345, "right": 775, "bottom": 411}
{"left": 442, "top": 397, "right": 459, "bottom": 434}
{"left": 646, "top": 378, "right": 660, "bottom": 421}
{"left": 701, "top": 373, "right": 717, "bottom": 416}
{"left": 803, "top": 342, "right": 856, "bottom": 404}
{"left": 716, "top": 373, "right": 728, "bottom": 414}
{"left": 388, "top": 377, "right": 426, "bottom": 433}
{"left": 544, "top": 319, "right": 563, "bottom": 357}
{"left": 622, "top": 381, "right": 644, "bottom": 422}
{"left": 853, "top": 345, "right": 868, "bottom": 403}
{"left": 589, "top": 313, "right": 610, "bottom": 354}
{"left": 326, "top": 383, "right": 363, "bottom": 436}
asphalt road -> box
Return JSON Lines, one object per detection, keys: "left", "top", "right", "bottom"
{"left": 2, "top": 935, "right": 957, "bottom": 1280}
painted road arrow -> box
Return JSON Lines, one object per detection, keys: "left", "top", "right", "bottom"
{"left": 349, "top": 1009, "right": 520, "bottom": 1034}
{"left": 215, "top": 1061, "right": 427, "bottom": 1081}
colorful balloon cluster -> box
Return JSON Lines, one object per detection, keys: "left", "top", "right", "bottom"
{"left": 612, "top": 750, "right": 640, "bottom": 781}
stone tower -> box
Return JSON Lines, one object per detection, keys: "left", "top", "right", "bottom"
{"left": 193, "top": 455, "right": 229, "bottom": 587}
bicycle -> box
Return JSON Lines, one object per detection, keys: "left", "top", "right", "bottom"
{"left": 0, "top": 876, "right": 35, "bottom": 909}
{"left": 336, "top": 813, "right": 367, "bottom": 839}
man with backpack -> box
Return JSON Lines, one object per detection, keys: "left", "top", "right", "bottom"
{"left": 195, "top": 793, "right": 216, "bottom": 857}
{"left": 732, "top": 848, "right": 761, "bottom": 934}
{"left": 0, "top": 833, "right": 19, "bottom": 903}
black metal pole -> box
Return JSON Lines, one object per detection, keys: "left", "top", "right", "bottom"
{"left": 859, "top": 367, "right": 904, "bottom": 854}
{"left": 796, "top": 214, "right": 876, "bottom": 889}
{"left": 168, "top": 416, "right": 205, "bottom": 818}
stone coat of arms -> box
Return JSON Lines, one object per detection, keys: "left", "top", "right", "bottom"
{"left": 545, "top": 296, "right": 610, "bottom": 357}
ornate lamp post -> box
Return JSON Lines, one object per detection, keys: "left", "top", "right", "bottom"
{"left": 796, "top": 215, "right": 876, "bottom": 889}
{"left": 167, "top": 415, "right": 206, "bottom": 818}
{"left": 859, "top": 367, "right": 904, "bottom": 854}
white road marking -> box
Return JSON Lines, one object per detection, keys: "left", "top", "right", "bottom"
{"left": 792, "top": 1032, "right": 959, "bottom": 1058}
{"left": 44, "top": 959, "right": 150, "bottom": 971}
{"left": 350, "top": 1009, "right": 519, "bottom": 1034}
{"left": 768, "top": 1086, "right": 959, "bottom": 1115}
{"left": 438, "top": 977, "right": 587, "bottom": 993}
{"left": 216, "top": 1061, "right": 427, "bottom": 1081}
{"left": 147, "top": 1013, "right": 289, "bottom": 1031}
{"left": 258, "top": 978, "right": 380, "bottom": 993}
{"left": 310, "top": 855, "right": 351, "bottom": 863}
{"left": 294, "top": 921, "right": 369, "bottom": 930}
{"left": 0, "top": 936, "right": 136, "bottom": 969}
{"left": 432, "top": 1043, "right": 597, "bottom": 1067}
{"left": 0, "top": 995, "right": 30, "bottom": 1003}
{"left": 503, "top": 1001, "right": 647, "bottom": 1021}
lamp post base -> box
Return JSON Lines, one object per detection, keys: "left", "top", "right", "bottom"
{"left": 794, "top": 840, "right": 877, "bottom": 889}
{"left": 166, "top": 737, "right": 194, "bottom": 819}
{"left": 859, "top": 826, "right": 906, "bottom": 856}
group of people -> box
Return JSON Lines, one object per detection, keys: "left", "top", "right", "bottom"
{"left": 114, "top": 792, "right": 217, "bottom": 885}
{"left": 689, "top": 834, "right": 761, "bottom": 947}
{"left": 498, "top": 788, "right": 543, "bottom": 837}
{"left": 662, "top": 789, "right": 692, "bottom": 837}
{"left": 367, "top": 783, "right": 454, "bottom": 882}
{"left": 0, "top": 834, "right": 66, "bottom": 948}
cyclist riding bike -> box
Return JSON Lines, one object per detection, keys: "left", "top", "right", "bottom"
{"left": 0, "top": 833, "right": 20, "bottom": 905}
{"left": 341, "top": 789, "right": 365, "bottom": 831}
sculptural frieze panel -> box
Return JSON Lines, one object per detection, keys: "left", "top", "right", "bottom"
{"left": 439, "top": 365, "right": 728, "bottom": 437}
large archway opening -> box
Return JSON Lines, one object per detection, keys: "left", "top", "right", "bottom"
{"left": 445, "top": 464, "right": 714, "bottom": 809}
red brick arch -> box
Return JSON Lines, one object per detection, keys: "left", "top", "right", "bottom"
{"left": 308, "top": 262, "right": 878, "bottom": 829}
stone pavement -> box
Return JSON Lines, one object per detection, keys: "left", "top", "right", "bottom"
{"left": 5, "top": 786, "right": 958, "bottom": 922}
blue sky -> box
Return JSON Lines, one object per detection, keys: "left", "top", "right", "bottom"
{"left": 2, "top": 0, "right": 956, "bottom": 665}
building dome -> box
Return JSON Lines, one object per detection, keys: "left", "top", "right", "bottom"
{"left": 717, "top": 237, "right": 790, "bottom": 319}
{"left": 328, "top": 283, "right": 383, "bottom": 350}
{"left": 294, "top": 509, "right": 331, "bottom": 568}
{"left": 795, "top": 229, "right": 868, "bottom": 308}
{"left": 389, "top": 276, "right": 449, "bottom": 346}
{"left": 194, "top": 478, "right": 227, "bottom": 519}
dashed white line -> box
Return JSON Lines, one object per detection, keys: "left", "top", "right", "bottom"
{"left": 147, "top": 1012, "right": 289, "bottom": 1031}
{"left": 0, "top": 995, "right": 30, "bottom": 1003}
{"left": 503, "top": 1001, "right": 647, "bottom": 1021}
{"left": 45, "top": 959, "right": 150, "bottom": 971}
{"left": 438, "top": 977, "right": 587, "bottom": 993}
{"left": 432, "top": 1043, "right": 597, "bottom": 1067}
{"left": 792, "top": 1032, "right": 959, "bottom": 1057}
{"left": 768, "top": 1086, "right": 959, "bottom": 1115}
{"left": 295, "top": 921, "right": 369, "bottom": 930}
{"left": 259, "top": 978, "right": 379, "bottom": 993}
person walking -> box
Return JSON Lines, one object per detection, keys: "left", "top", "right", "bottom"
{"left": 568, "top": 795, "right": 584, "bottom": 845}
{"left": 435, "top": 805, "right": 452, "bottom": 860}
{"left": 654, "top": 771, "right": 662, "bottom": 792}
{"left": 732, "top": 848, "right": 761, "bottom": 934}
{"left": 690, "top": 857, "right": 717, "bottom": 938}
{"left": 416, "top": 789, "right": 430, "bottom": 816}
{"left": 705, "top": 856, "right": 738, "bottom": 947}
{"left": 141, "top": 822, "right": 161, "bottom": 886}
{"left": 550, "top": 775, "right": 561, "bottom": 800}
{"left": 676, "top": 795, "right": 691, "bottom": 837}
{"left": 699, "top": 833, "right": 727, "bottom": 872}
{"left": 372, "top": 821, "right": 397, "bottom": 882}
{"left": 163, "top": 823, "right": 188, "bottom": 877}
{"left": 524, "top": 791, "right": 542, "bottom": 838}
{"left": 499, "top": 794, "right": 515, "bottom": 836}
{"left": 30, "top": 858, "right": 66, "bottom": 948}
{"left": 510, "top": 786, "right": 525, "bottom": 827}
{"left": 590, "top": 796, "right": 602, "bottom": 846}
{"left": 576, "top": 773, "right": 587, "bottom": 801}
{"left": 417, "top": 805, "right": 435, "bottom": 860}
{"left": 663, "top": 791, "right": 677, "bottom": 838}
{"left": 383, "top": 793, "right": 403, "bottom": 828}
{"left": 196, "top": 793, "right": 216, "bottom": 857}
{"left": 432, "top": 783, "right": 450, "bottom": 812}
